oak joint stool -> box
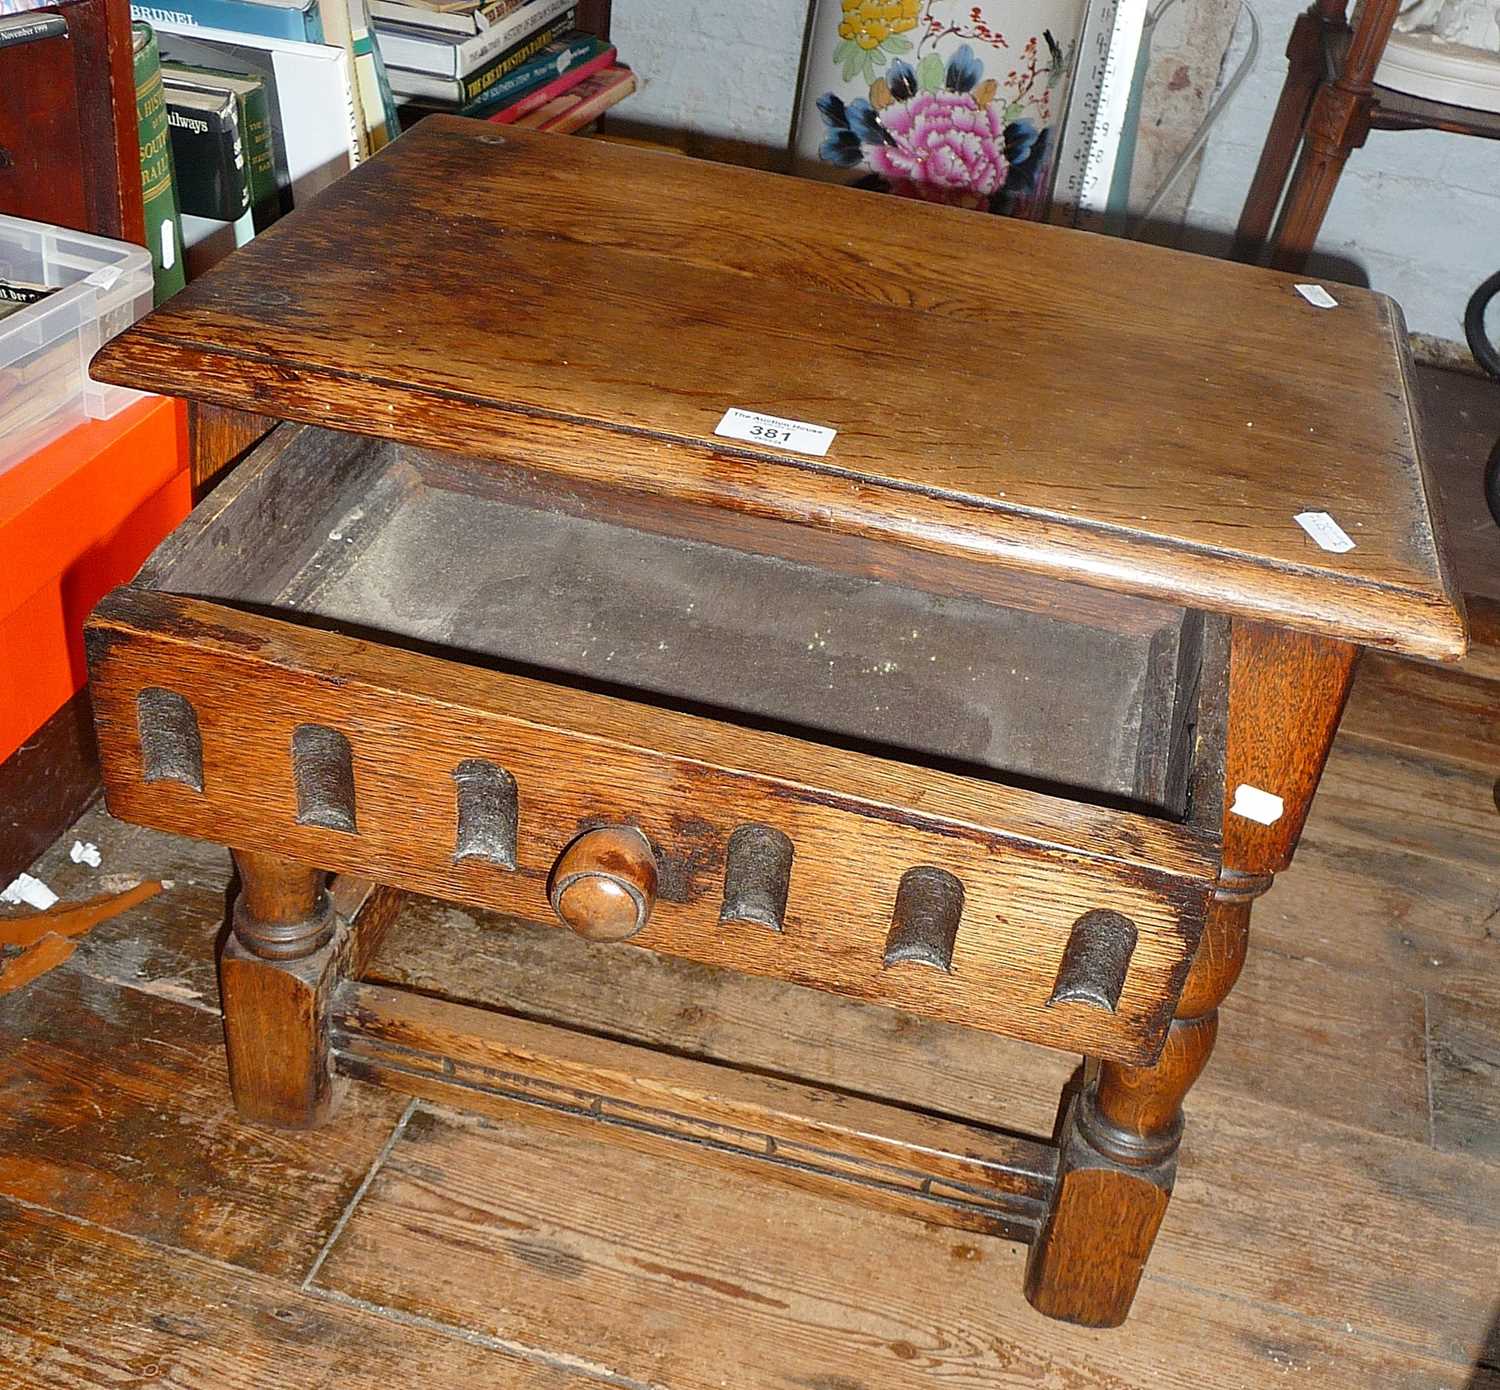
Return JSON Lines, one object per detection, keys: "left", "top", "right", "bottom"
{"left": 84, "top": 120, "right": 1464, "bottom": 1328}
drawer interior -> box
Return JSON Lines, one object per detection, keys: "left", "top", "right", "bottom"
{"left": 141, "top": 424, "right": 1224, "bottom": 824}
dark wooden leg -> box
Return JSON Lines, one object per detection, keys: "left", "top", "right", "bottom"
{"left": 1264, "top": 92, "right": 1365, "bottom": 272}
{"left": 1026, "top": 621, "right": 1357, "bottom": 1326}
{"left": 220, "top": 851, "right": 401, "bottom": 1129}
{"left": 1232, "top": 8, "right": 1327, "bottom": 263}
{"left": 187, "top": 401, "right": 276, "bottom": 496}
{"left": 1264, "top": 0, "right": 1396, "bottom": 272}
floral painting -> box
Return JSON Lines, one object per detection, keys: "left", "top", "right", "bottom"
{"left": 807, "top": 0, "right": 1074, "bottom": 219}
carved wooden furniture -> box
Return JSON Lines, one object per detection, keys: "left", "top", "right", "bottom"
{"left": 1234, "top": 0, "right": 1500, "bottom": 272}
{"left": 83, "top": 120, "right": 1465, "bottom": 1328}
{"left": 0, "top": 0, "right": 142, "bottom": 242}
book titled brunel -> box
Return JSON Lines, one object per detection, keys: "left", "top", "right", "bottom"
{"left": 131, "top": 0, "right": 324, "bottom": 42}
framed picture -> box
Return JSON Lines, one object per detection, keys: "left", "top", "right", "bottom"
{"left": 790, "top": 0, "right": 1144, "bottom": 225}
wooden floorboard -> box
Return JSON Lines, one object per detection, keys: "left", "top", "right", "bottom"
{"left": 0, "top": 965, "right": 411, "bottom": 1280}
{"left": 311, "top": 1103, "right": 1494, "bottom": 1390}
{"left": 1426, "top": 990, "right": 1500, "bottom": 1162}
{"left": 1345, "top": 652, "right": 1500, "bottom": 771}
{"left": 2, "top": 633, "right": 1499, "bottom": 1386}
{"left": 1256, "top": 835, "right": 1500, "bottom": 1013}
{"left": 0, "top": 1196, "right": 592, "bottom": 1389}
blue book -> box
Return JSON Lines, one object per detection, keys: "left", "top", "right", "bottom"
{"left": 131, "top": 0, "right": 323, "bottom": 43}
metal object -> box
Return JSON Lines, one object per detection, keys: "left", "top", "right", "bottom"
{"left": 719, "top": 823, "right": 794, "bottom": 932}
{"left": 884, "top": 866, "right": 964, "bottom": 971}
{"left": 137, "top": 687, "right": 203, "bottom": 791}
{"left": 1048, "top": 909, "right": 1139, "bottom": 1012}
{"left": 452, "top": 758, "right": 518, "bottom": 868}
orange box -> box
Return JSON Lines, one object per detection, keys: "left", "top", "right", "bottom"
{"left": 0, "top": 396, "right": 190, "bottom": 762}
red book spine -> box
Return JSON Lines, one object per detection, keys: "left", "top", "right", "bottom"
{"left": 485, "top": 44, "right": 616, "bottom": 124}
{"left": 532, "top": 64, "right": 635, "bottom": 131}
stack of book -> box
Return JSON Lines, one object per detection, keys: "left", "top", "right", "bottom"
{"left": 374, "top": 0, "right": 633, "bottom": 125}
{"left": 160, "top": 58, "right": 283, "bottom": 277}
{"left": 127, "top": 0, "right": 635, "bottom": 302}
{"left": 127, "top": 0, "right": 405, "bottom": 296}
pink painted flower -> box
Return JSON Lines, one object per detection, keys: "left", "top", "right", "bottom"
{"left": 864, "top": 90, "right": 1009, "bottom": 206}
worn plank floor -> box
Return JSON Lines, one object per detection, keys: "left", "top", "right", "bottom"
{"left": 2, "top": 638, "right": 1498, "bottom": 1387}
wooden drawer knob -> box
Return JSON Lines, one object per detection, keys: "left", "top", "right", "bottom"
{"left": 548, "top": 826, "right": 658, "bottom": 942}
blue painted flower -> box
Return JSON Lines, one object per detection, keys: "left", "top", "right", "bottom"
{"left": 818, "top": 90, "right": 895, "bottom": 165}
{"left": 1001, "top": 119, "right": 1051, "bottom": 195}
{"left": 816, "top": 92, "right": 864, "bottom": 167}
{"left": 887, "top": 57, "right": 918, "bottom": 101}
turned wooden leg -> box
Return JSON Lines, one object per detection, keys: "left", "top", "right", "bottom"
{"left": 1026, "top": 620, "right": 1357, "bottom": 1326}
{"left": 1265, "top": 0, "right": 1397, "bottom": 271}
{"left": 1233, "top": 9, "right": 1327, "bottom": 263}
{"left": 1024, "top": 868, "right": 1262, "bottom": 1325}
{"left": 1264, "top": 90, "right": 1364, "bottom": 273}
{"left": 220, "top": 850, "right": 401, "bottom": 1128}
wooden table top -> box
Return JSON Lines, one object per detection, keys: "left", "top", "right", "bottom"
{"left": 91, "top": 118, "right": 1465, "bottom": 659}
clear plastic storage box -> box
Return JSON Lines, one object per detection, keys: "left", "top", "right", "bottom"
{"left": 0, "top": 215, "right": 154, "bottom": 477}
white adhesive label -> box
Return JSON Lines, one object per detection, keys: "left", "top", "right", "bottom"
{"left": 1294, "top": 511, "right": 1356, "bottom": 553}
{"left": 1230, "top": 784, "right": 1285, "bottom": 826}
{"left": 714, "top": 408, "right": 836, "bottom": 457}
{"left": 0, "top": 871, "right": 58, "bottom": 910}
{"left": 1294, "top": 283, "right": 1338, "bottom": 309}
{"left": 85, "top": 265, "right": 123, "bottom": 290}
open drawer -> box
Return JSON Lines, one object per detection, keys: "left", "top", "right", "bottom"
{"left": 85, "top": 423, "right": 1228, "bottom": 1067}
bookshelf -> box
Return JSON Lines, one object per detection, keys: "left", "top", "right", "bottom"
{"left": 0, "top": 0, "right": 144, "bottom": 241}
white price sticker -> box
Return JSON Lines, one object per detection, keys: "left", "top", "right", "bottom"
{"left": 714, "top": 408, "right": 836, "bottom": 457}
{"left": 1230, "top": 784, "right": 1285, "bottom": 826}
{"left": 1294, "top": 511, "right": 1356, "bottom": 553}
{"left": 1294, "top": 284, "right": 1338, "bottom": 309}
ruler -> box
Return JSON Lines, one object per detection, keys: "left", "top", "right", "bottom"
{"left": 1048, "top": 0, "right": 1149, "bottom": 228}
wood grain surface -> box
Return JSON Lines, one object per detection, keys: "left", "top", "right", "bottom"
{"left": 86, "top": 586, "right": 1217, "bottom": 1063}
{"left": 88, "top": 120, "right": 1464, "bottom": 659}
{"left": 311, "top": 1097, "right": 1500, "bottom": 1385}
{"left": 0, "top": 966, "right": 410, "bottom": 1277}
{"left": 187, "top": 401, "right": 278, "bottom": 493}
{"left": 0, "top": 1198, "right": 585, "bottom": 1389}
{"left": 5, "top": 606, "right": 1500, "bottom": 1388}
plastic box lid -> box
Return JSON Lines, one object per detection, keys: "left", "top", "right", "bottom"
{"left": 0, "top": 215, "right": 155, "bottom": 477}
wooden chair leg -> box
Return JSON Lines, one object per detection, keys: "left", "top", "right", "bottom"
{"left": 1024, "top": 869, "right": 1259, "bottom": 1326}
{"left": 1264, "top": 88, "right": 1362, "bottom": 272}
{"left": 219, "top": 850, "right": 402, "bottom": 1128}
{"left": 1264, "top": 0, "right": 1398, "bottom": 271}
{"left": 1233, "top": 9, "right": 1327, "bottom": 263}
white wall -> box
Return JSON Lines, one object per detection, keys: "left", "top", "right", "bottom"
{"left": 1180, "top": 0, "right": 1500, "bottom": 342}
{"left": 608, "top": 0, "right": 807, "bottom": 167}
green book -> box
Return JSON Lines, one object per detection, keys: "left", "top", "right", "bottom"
{"left": 162, "top": 63, "right": 279, "bottom": 232}
{"left": 133, "top": 23, "right": 187, "bottom": 304}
